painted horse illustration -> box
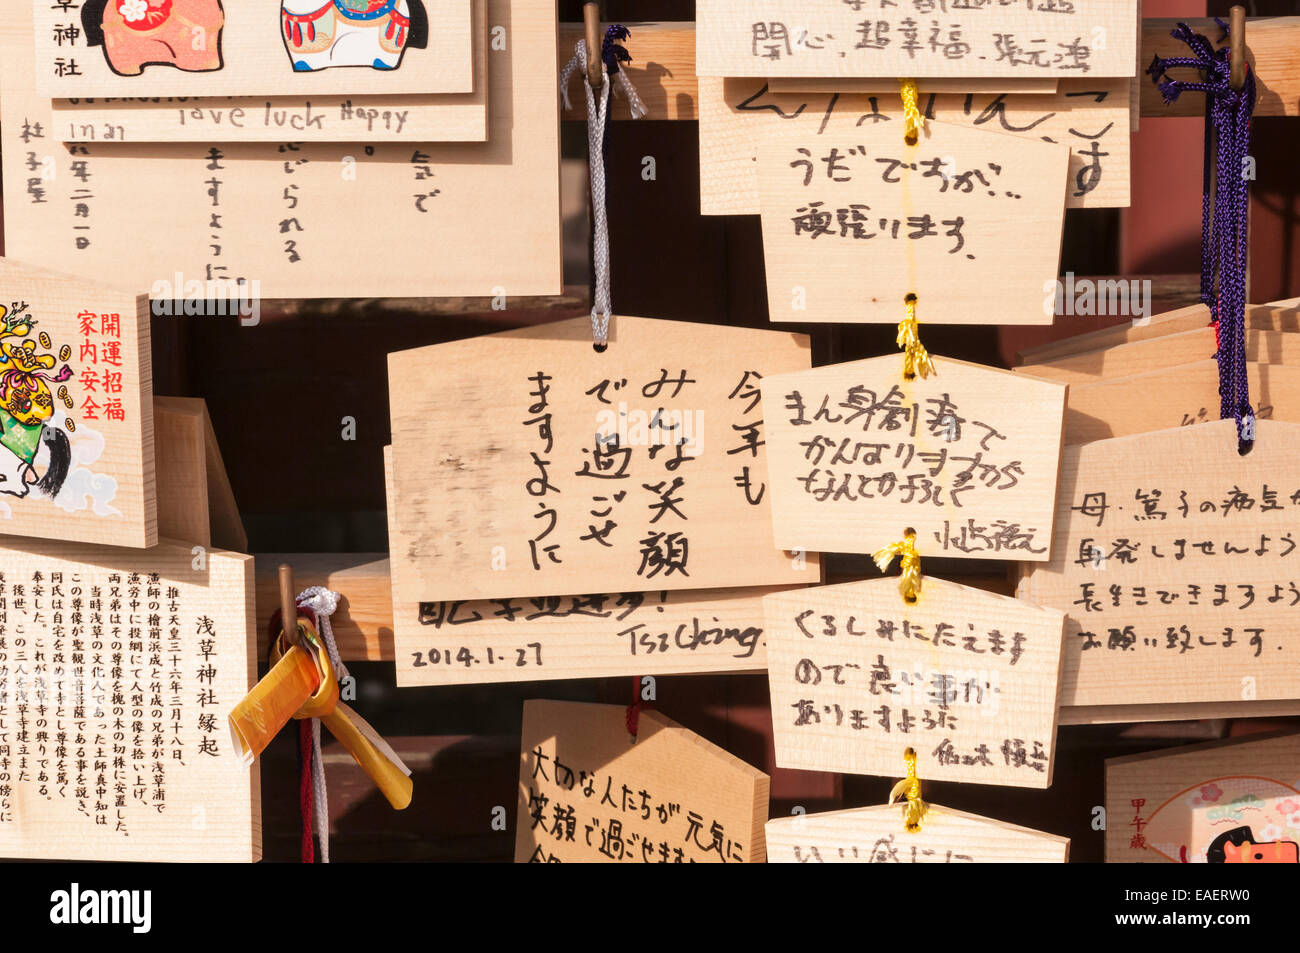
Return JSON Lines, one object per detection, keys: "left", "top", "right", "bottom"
{"left": 80, "top": 0, "right": 225, "bottom": 76}
{"left": 281, "top": 0, "right": 428, "bottom": 71}
{"left": 0, "top": 307, "right": 72, "bottom": 502}
{"left": 1207, "top": 826, "right": 1299, "bottom": 863}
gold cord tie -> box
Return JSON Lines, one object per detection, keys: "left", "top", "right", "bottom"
{"left": 899, "top": 77, "right": 923, "bottom": 144}
{"left": 872, "top": 529, "right": 922, "bottom": 604}
{"left": 898, "top": 294, "right": 935, "bottom": 381}
{"left": 888, "top": 747, "right": 928, "bottom": 833}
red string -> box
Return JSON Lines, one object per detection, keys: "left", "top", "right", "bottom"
{"left": 625, "top": 675, "right": 650, "bottom": 739}
{"left": 625, "top": 699, "right": 641, "bottom": 738}
{"left": 299, "top": 720, "right": 315, "bottom": 863}
{"left": 268, "top": 604, "right": 318, "bottom": 651}
{"left": 267, "top": 601, "right": 320, "bottom": 863}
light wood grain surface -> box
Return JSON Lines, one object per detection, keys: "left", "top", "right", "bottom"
{"left": 766, "top": 802, "right": 1069, "bottom": 862}
{"left": 1105, "top": 729, "right": 1300, "bottom": 862}
{"left": 1018, "top": 301, "right": 1300, "bottom": 364}
{"left": 701, "top": 77, "right": 1129, "bottom": 217}
{"left": 2, "top": 0, "right": 562, "bottom": 300}
{"left": 598, "top": 17, "right": 1300, "bottom": 120}
{"left": 696, "top": 0, "right": 1138, "bottom": 78}
{"left": 761, "top": 354, "right": 1066, "bottom": 561}
{"left": 0, "top": 537, "right": 257, "bottom": 861}
{"left": 757, "top": 117, "right": 1069, "bottom": 325}
{"left": 1063, "top": 359, "right": 1300, "bottom": 445}
{"left": 516, "top": 700, "right": 769, "bottom": 862}
{"left": 1016, "top": 326, "right": 1300, "bottom": 383}
{"left": 387, "top": 315, "right": 817, "bottom": 603}
{"left": 384, "top": 445, "right": 812, "bottom": 685}
{"left": 53, "top": 0, "right": 490, "bottom": 143}
{"left": 765, "top": 576, "right": 1066, "bottom": 789}
{"left": 0, "top": 257, "right": 154, "bottom": 548}
{"left": 1019, "top": 420, "right": 1300, "bottom": 712}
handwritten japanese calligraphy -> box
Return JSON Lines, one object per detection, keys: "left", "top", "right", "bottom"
{"left": 697, "top": 0, "right": 1139, "bottom": 78}
{"left": 700, "top": 77, "right": 1129, "bottom": 216}
{"left": 1063, "top": 359, "right": 1300, "bottom": 446}
{"left": 765, "top": 576, "right": 1065, "bottom": 788}
{"left": 757, "top": 117, "right": 1069, "bottom": 324}
{"left": 387, "top": 450, "right": 802, "bottom": 686}
{"left": 761, "top": 354, "right": 1065, "bottom": 560}
{"left": 1019, "top": 420, "right": 1300, "bottom": 712}
{"left": 516, "top": 700, "right": 769, "bottom": 863}
{"left": 387, "top": 316, "right": 816, "bottom": 606}
{"left": 2, "top": 0, "right": 560, "bottom": 300}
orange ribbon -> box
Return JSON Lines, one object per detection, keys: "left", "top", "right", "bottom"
{"left": 228, "top": 614, "right": 412, "bottom": 810}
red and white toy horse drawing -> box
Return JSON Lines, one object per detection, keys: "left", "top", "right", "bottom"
{"left": 80, "top": 0, "right": 225, "bottom": 76}
{"left": 280, "top": 0, "right": 428, "bottom": 72}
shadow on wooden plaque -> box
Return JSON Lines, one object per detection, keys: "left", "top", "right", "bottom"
{"left": 155, "top": 396, "right": 247, "bottom": 551}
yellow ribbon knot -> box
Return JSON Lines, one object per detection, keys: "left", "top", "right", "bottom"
{"left": 872, "top": 529, "right": 922, "bottom": 604}
{"left": 899, "top": 77, "right": 924, "bottom": 144}
{"left": 897, "top": 294, "right": 935, "bottom": 381}
{"left": 888, "top": 747, "right": 927, "bottom": 833}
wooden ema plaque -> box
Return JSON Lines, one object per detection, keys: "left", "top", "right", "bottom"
{"left": 0, "top": 537, "right": 258, "bottom": 861}
{"left": 1015, "top": 327, "right": 1300, "bottom": 384}
{"left": 1, "top": 0, "right": 561, "bottom": 300}
{"left": 695, "top": 0, "right": 1138, "bottom": 79}
{"left": 765, "top": 577, "right": 1066, "bottom": 789}
{"left": 0, "top": 257, "right": 155, "bottom": 549}
{"left": 154, "top": 396, "right": 246, "bottom": 551}
{"left": 1021, "top": 301, "right": 1212, "bottom": 363}
{"left": 383, "top": 447, "right": 807, "bottom": 686}
{"left": 700, "top": 77, "right": 1130, "bottom": 216}
{"left": 516, "top": 700, "right": 769, "bottom": 863}
{"left": 765, "top": 803, "right": 1069, "bottom": 863}
{"left": 387, "top": 315, "right": 819, "bottom": 604}
{"left": 764, "top": 78, "right": 1060, "bottom": 94}
{"left": 1064, "top": 360, "right": 1300, "bottom": 445}
{"left": 1062, "top": 698, "right": 1300, "bottom": 726}
{"left": 53, "top": 0, "right": 490, "bottom": 143}
{"left": 760, "top": 354, "right": 1066, "bottom": 560}
{"left": 1106, "top": 730, "right": 1300, "bottom": 863}
{"left": 1017, "top": 420, "right": 1300, "bottom": 714}
{"left": 1018, "top": 301, "right": 1300, "bottom": 364}
{"left": 33, "top": 0, "right": 473, "bottom": 98}
{"left": 1127, "top": 0, "right": 1141, "bottom": 133}
{"left": 397, "top": 585, "right": 791, "bottom": 685}
{"left": 757, "top": 117, "right": 1068, "bottom": 325}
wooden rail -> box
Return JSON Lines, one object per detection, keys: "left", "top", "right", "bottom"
{"left": 256, "top": 554, "right": 394, "bottom": 660}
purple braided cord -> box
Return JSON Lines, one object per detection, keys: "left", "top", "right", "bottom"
{"left": 1200, "top": 100, "right": 1213, "bottom": 307}
{"left": 1149, "top": 20, "right": 1256, "bottom": 448}
{"left": 1219, "top": 36, "right": 1255, "bottom": 448}
{"left": 602, "top": 25, "right": 632, "bottom": 76}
